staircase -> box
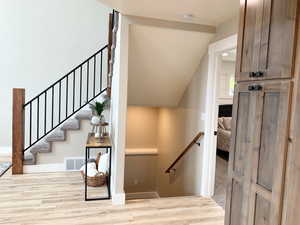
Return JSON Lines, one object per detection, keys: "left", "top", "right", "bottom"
{"left": 24, "top": 110, "right": 93, "bottom": 165}
{"left": 12, "top": 11, "right": 119, "bottom": 170}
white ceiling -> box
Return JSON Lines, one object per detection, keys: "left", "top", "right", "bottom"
{"left": 97, "top": 0, "right": 239, "bottom": 107}
{"left": 128, "top": 25, "right": 214, "bottom": 107}
{"left": 98, "top": 0, "right": 239, "bottom": 26}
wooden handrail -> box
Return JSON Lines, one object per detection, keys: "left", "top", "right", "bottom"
{"left": 165, "top": 131, "right": 204, "bottom": 173}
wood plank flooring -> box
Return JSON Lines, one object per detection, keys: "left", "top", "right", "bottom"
{"left": 0, "top": 171, "right": 224, "bottom": 225}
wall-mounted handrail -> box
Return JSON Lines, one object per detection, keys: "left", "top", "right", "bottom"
{"left": 165, "top": 131, "right": 204, "bottom": 173}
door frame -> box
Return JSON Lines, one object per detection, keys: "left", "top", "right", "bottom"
{"left": 201, "top": 34, "right": 237, "bottom": 197}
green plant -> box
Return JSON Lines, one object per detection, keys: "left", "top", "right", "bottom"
{"left": 89, "top": 100, "right": 108, "bottom": 116}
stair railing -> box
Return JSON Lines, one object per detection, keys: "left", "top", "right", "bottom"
{"left": 165, "top": 132, "right": 204, "bottom": 173}
{"left": 23, "top": 44, "right": 108, "bottom": 152}
{"left": 12, "top": 10, "right": 119, "bottom": 174}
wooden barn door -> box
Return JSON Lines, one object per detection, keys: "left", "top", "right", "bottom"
{"left": 225, "top": 81, "right": 292, "bottom": 225}
{"left": 225, "top": 0, "right": 299, "bottom": 223}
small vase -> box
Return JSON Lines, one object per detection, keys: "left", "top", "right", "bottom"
{"left": 95, "top": 132, "right": 100, "bottom": 138}
{"left": 91, "top": 116, "right": 101, "bottom": 125}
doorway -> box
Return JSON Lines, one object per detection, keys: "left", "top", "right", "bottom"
{"left": 201, "top": 35, "right": 237, "bottom": 204}
{"left": 212, "top": 49, "right": 236, "bottom": 208}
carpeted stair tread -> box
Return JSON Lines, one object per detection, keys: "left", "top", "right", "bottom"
{"left": 75, "top": 110, "right": 92, "bottom": 120}
{"left": 61, "top": 119, "right": 80, "bottom": 130}
{"left": 46, "top": 130, "right": 65, "bottom": 142}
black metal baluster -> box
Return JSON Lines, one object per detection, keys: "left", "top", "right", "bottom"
{"left": 66, "top": 75, "right": 69, "bottom": 118}
{"left": 22, "top": 45, "right": 110, "bottom": 152}
{"left": 44, "top": 92, "right": 47, "bottom": 135}
{"left": 73, "top": 71, "right": 75, "bottom": 112}
{"left": 59, "top": 81, "right": 61, "bottom": 123}
{"left": 87, "top": 61, "right": 89, "bottom": 102}
{"left": 29, "top": 102, "right": 32, "bottom": 146}
{"left": 93, "top": 56, "right": 96, "bottom": 97}
{"left": 51, "top": 86, "right": 54, "bottom": 129}
{"left": 80, "top": 66, "right": 82, "bottom": 107}
{"left": 37, "top": 97, "right": 40, "bottom": 140}
{"left": 100, "top": 51, "right": 103, "bottom": 91}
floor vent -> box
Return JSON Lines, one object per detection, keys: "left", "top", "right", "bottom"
{"left": 64, "top": 157, "right": 85, "bottom": 171}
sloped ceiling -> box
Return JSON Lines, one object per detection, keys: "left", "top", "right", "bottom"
{"left": 128, "top": 25, "right": 214, "bottom": 107}
{"left": 98, "top": 0, "right": 239, "bottom": 26}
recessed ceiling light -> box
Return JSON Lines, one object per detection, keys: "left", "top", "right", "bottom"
{"left": 222, "top": 52, "right": 229, "bottom": 57}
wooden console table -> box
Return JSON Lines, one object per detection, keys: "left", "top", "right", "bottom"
{"left": 85, "top": 133, "right": 112, "bottom": 201}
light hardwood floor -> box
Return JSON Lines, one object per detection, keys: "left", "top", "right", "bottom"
{"left": 212, "top": 156, "right": 228, "bottom": 209}
{"left": 0, "top": 170, "right": 224, "bottom": 225}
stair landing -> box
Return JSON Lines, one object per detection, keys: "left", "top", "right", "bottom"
{"left": 0, "top": 171, "right": 225, "bottom": 225}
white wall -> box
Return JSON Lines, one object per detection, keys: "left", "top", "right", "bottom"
{"left": 156, "top": 55, "right": 209, "bottom": 197}
{"left": 212, "top": 16, "right": 239, "bottom": 42}
{"left": 110, "top": 15, "right": 129, "bottom": 204}
{"left": 0, "top": 0, "right": 111, "bottom": 150}
{"left": 127, "top": 25, "right": 214, "bottom": 107}
{"left": 218, "top": 60, "right": 235, "bottom": 105}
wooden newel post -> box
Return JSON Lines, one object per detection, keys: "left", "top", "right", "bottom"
{"left": 12, "top": 88, "right": 25, "bottom": 175}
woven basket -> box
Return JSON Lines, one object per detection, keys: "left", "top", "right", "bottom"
{"left": 81, "top": 152, "right": 107, "bottom": 187}
{"left": 80, "top": 171, "right": 106, "bottom": 187}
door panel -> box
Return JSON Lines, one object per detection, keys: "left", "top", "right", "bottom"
{"left": 233, "top": 92, "right": 251, "bottom": 176}
{"left": 240, "top": 0, "right": 258, "bottom": 74}
{"left": 225, "top": 83, "right": 260, "bottom": 225}
{"left": 254, "top": 195, "right": 271, "bottom": 225}
{"left": 266, "top": 0, "right": 298, "bottom": 78}
{"left": 257, "top": 92, "right": 280, "bottom": 191}
{"left": 248, "top": 81, "right": 292, "bottom": 225}
{"left": 230, "top": 180, "right": 244, "bottom": 225}
{"left": 225, "top": 81, "right": 292, "bottom": 225}
{"left": 236, "top": 0, "right": 298, "bottom": 81}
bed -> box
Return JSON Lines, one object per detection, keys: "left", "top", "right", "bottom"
{"left": 217, "top": 105, "right": 232, "bottom": 153}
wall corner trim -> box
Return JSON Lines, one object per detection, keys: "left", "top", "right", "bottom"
{"left": 201, "top": 34, "right": 238, "bottom": 197}
{"left": 112, "top": 191, "right": 126, "bottom": 205}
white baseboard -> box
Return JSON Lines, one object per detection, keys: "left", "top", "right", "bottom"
{"left": 126, "top": 192, "right": 160, "bottom": 200}
{"left": 0, "top": 146, "right": 12, "bottom": 156}
{"left": 24, "top": 163, "right": 65, "bottom": 173}
{"left": 112, "top": 191, "right": 126, "bottom": 205}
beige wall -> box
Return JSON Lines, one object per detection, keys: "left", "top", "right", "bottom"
{"left": 124, "top": 17, "right": 238, "bottom": 196}
{"left": 126, "top": 106, "right": 159, "bottom": 148}
{"left": 155, "top": 17, "right": 238, "bottom": 197}
{"left": 124, "top": 155, "right": 157, "bottom": 193}
{"left": 156, "top": 54, "right": 209, "bottom": 197}
{"left": 124, "top": 106, "right": 159, "bottom": 193}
